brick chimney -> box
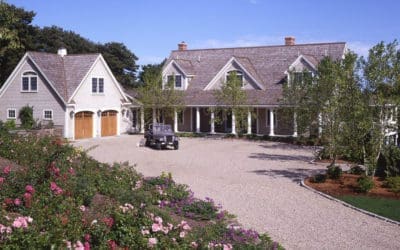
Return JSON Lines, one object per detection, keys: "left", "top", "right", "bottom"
{"left": 178, "top": 41, "right": 187, "bottom": 51}
{"left": 285, "top": 37, "right": 295, "bottom": 46}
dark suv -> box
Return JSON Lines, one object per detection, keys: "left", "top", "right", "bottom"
{"left": 144, "top": 123, "right": 179, "bottom": 150}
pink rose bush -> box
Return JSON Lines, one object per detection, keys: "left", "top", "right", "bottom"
{"left": 0, "top": 133, "right": 278, "bottom": 249}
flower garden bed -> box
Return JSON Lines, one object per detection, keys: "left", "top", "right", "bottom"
{"left": 0, "top": 129, "right": 281, "bottom": 249}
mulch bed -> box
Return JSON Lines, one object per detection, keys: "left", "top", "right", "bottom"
{"left": 305, "top": 173, "right": 400, "bottom": 200}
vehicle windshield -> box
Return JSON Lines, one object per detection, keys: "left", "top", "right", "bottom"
{"left": 153, "top": 124, "right": 172, "bottom": 133}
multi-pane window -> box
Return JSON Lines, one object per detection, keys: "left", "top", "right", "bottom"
{"left": 167, "top": 75, "right": 182, "bottom": 88}
{"left": 43, "top": 110, "right": 53, "bottom": 120}
{"left": 291, "top": 71, "right": 312, "bottom": 84}
{"left": 92, "top": 78, "right": 104, "bottom": 93}
{"left": 7, "top": 109, "right": 16, "bottom": 119}
{"left": 226, "top": 70, "right": 244, "bottom": 86}
{"left": 21, "top": 71, "right": 38, "bottom": 92}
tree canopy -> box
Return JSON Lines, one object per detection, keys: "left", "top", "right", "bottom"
{"left": 0, "top": 2, "right": 139, "bottom": 88}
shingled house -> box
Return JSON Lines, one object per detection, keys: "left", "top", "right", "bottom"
{"left": 0, "top": 49, "right": 137, "bottom": 139}
{"left": 160, "top": 37, "right": 347, "bottom": 136}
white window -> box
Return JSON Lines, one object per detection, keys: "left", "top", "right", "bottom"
{"left": 92, "top": 78, "right": 104, "bottom": 94}
{"left": 43, "top": 110, "right": 53, "bottom": 120}
{"left": 7, "top": 109, "right": 16, "bottom": 119}
{"left": 167, "top": 75, "right": 182, "bottom": 88}
{"left": 21, "top": 71, "right": 38, "bottom": 92}
{"left": 226, "top": 70, "right": 244, "bottom": 87}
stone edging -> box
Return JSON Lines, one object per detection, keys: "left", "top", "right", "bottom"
{"left": 300, "top": 179, "right": 400, "bottom": 226}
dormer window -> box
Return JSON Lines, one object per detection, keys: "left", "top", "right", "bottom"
{"left": 226, "top": 70, "right": 244, "bottom": 87}
{"left": 92, "top": 78, "right": 104, "bottom": 94}
{"left": 290, "top": 71, "right": 313, "bottom": 84}
{"left": 21, "top": 71, "right": 38, "bottom": 92}
{"left": 167, "top": 75, "right": 182, "bottom": 89}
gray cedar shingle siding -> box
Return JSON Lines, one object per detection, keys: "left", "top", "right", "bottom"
{"left": 0, "top": 60, "right": 65, "bottom": 126}
{"left": 164, "top": 42, "right": 346, "bottom": 106}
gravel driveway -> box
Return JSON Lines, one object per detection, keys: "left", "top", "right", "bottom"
{"left": 74, "top": 135, "right": 400, "bottom": 250}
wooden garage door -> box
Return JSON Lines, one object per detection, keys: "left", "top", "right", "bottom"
{"left": 101, "top": 110, "right": 117, "bottom": 137}
{"left": 75, "top": 112, "right": 93, "bottom": 139}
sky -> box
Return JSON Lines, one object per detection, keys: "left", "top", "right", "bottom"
{"left": 6, "top": 0, "right": 400, "bottom": 66}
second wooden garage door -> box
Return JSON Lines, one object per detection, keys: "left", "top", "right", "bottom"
{"left": 101, "top": 110, "right": 117, "bottom": 137}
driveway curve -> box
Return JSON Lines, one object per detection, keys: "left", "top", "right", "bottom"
{"left": 75, "top": 135, "right": 400, "bottom": 250}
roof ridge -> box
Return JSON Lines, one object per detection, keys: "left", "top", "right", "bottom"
{"left": 26, "top": 51, "right": 101, "bottom": 57}
{"left": 172, "top": 42, "right": 346, "bottom": 52}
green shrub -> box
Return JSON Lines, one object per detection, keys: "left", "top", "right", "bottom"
{"left": 376, "top": 145, "right": 400, "bottom": 177}
{"left": 310, "top": 174, "right": 327, "bottom": 183}
{"left": 4, "top": 120, "right": 16, "bottom": 130}
{"left": 327, "top": 166, "right": 342, "bottom": 180}
{"left": 385, "top": 176, "right": 400, "bottom": 193}
{"left": 18, "top": 105, "right": 34, "bottom": 129}
{"left": 357, "top": 175, "right": 375, "bottom": 193}
{"left": 182, "top": 200, "right": 219, "bottom": 220}
{"left": 348, "top": 165, "right": 364, "bottom": 175}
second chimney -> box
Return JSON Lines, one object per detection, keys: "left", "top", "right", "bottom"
{"left": 178, "top": 41, "right": 187, "bottom": 51}
{"left": 57, "top": 47, "right": 67, "bottom": 57}
{"left": 285, "top": 37, "right": 295, "bottom": 46}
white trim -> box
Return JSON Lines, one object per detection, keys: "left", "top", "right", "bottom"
{"left": 162, "top": 60, "right": 187, "bottom": 77}
{"left": 43, "top": 109, "right": 53, "bottom": 120}
{"left": 286, "top": 55, "right": 317, "bottom": 73}
{"left": 6, "top": 108, "right": 17, "bottom": 119}
{"left": 204, "top": 57, "right": 264, "bottom": 91}
{"left": 68, "top": 55, "right": 130, "bottom": 103}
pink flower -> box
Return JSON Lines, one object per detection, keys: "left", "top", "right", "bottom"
{"left": 50, "top": 182, "right": 63, "bottom": 195}
{"left": 141, "top": 229, "right": 150, "bottom": 235}
{"left": 79, "top": 205, "right": 86, "bottom": 212}
{"left": 151, "top": 223, "right": 162, "bottom": 232}
{"left": 84, "top": 234, "right": 91, "bottom": 242}
{"left": 223, "top": 244, "right": 233, "bottom": 250}
{"left": 183, "top": 223, "right": 191, "bottom": 231}
{"left": 84, "top": 241, "right": 90, "bottom": 250}
{"left": 0, "top": 224, "right": 12, "bottom": 234}
{"left": 73, "top": 240, "right": 84, "bottom": 250}
{"left": 107, "top": 240, "right": 117, "bottom": 250}
{"left": 3, "top": 166, "right": 11, "bottom": 175}
{"left": 191, "top": 241, "right": 198, "bottom": 248}
{"left": 102, "top": 217, "right": 114, "bottom": 228}
{"left": 25, "top": 185, "right": 35, "bottom": 194}
{"left": 148, "top": 237, "right": 158, "bottom": 247}
{"left": 14, "top": 198, "right": 21, "bottom": 206}
{"left": 154, "top": 216, "right": 163, "bottom": 224}
{"left": 179, "top": 231, "right": 186, "bottom": 238}
{"left": 68, "top": 167, "right": 76, "bottom": 175}
{"left": 0, "top": 177, "right": 5, "bottom": 184}
{"left": 167, "top": 223, "right": 173, "bottom": 230}
{"left": 64, "top": 240, "right": 72, "bottom": 249}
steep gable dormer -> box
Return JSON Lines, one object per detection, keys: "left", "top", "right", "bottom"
{"left": 162, "top": 60, "right": 189, "bottom": 90}
{"left": 204, "top": 57, "right": 264, "bottom": 91}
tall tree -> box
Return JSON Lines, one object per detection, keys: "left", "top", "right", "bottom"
{"left": 98, "top": 42, "right": 139, "bottom": 87}
{"left": 213, "top": 71, "right": 248, "bottom": 134}
{"left": 361, "top": 40, "right": 400, "bottom": 175}
{"left": 137, "top": 68, "right": 183, "bottom": 125}
{"left": 0, "top": 1, "right": 36, "bottom": 85}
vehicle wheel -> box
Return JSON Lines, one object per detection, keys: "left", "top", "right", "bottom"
{"left": 156, "top": 143, "right": 162, "bottom": 150}
{"left": 145, "top": 139, "right": 150, "bottom": 147}
{"left": 173, "top": 141, "right": 179, "bottom": 150}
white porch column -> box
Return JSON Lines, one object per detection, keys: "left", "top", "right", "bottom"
{"left": 247, "top": 110, "right": 252, "bottom": 135}
{"left": 269, "top": 109, "right": 275, "bottom": 136}
{"left": 293, "top": 111, "right": 298, "bottom": 137}
{"left": 196, "top": 107, "right": 200, "bottom": 133}
{"left": 152, "top": 108, "right": 157, "bottom": 124}
{"left": 210, "top": 110, "right": 215, "bottom": 134}
{"left": 231, "top": 111, "right": 236, "bottom": 135}
{"left": 140, "top": 108, "right": 144, "bottom": 133}
{"left": 318, "top": 113, "right": 322, "bottom": 137}
{"left": 174, "top": 109, "right": 178, "bottom": 133}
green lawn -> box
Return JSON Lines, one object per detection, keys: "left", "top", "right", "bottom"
{"left": 338, "top": 195, "right": 400, "bottom": 222}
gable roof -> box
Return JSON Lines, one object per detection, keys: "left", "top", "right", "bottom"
{"left": 164, "top": 42, "right": 346, "bottom": 105}
{"left": 165, "top": 42, "right": 346, "bottom": 91}
{"left": 26, "top": 52, "right": 100, "bottom": 102}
